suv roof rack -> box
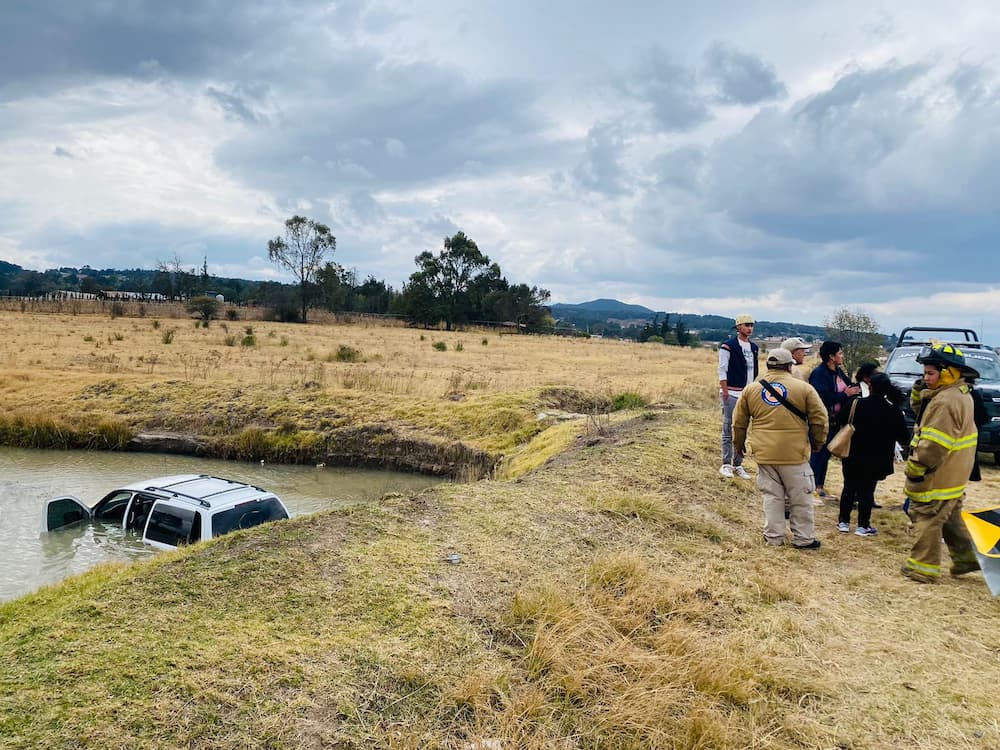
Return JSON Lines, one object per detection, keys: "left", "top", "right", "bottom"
{"left": 896, "top": 326, "right": 983, "bottom": 349}
{"left": 143, "top": 475, "right": 268, "bottom": 509}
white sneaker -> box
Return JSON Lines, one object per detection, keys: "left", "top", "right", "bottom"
{"left": 837, "top": 522, "right": 850, "bottom": 533}
{"left": 719, "top": 465, "right": 734, "bottom": 478}
{"left": 733, "top": 466, "right": 751, "bottom": 480}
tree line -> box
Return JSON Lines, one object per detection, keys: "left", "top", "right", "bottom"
{"left": 0, "top": 218, "right": 554, "bottom": 332}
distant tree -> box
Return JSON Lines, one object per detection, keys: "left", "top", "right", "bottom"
{"left": 316, "top": 262, "right": 353, "bottom": 312}
{"left": 674, "top": 319, "right": 691, "bottom": 346}
{"left": 405, "top": 232, "right": 492, "bottom": 330}
{"left": 257, "top": 281, "right": 301, "bottom": 323}
{"left": 151, "top": 270, "right": 173, "bottom": 299}
{"left": 825, "top": 307, "right": 883, "bottom": 372}
{"left": 267, "top": 216, "right": 336, "bottom": 323}
{"left": 185, "top": 295, "right": 221, "bottom": 321}
{"left": 80, "top": 276, "right": 102, "bottom": 295}
{"left": 157, "top": 254, "right": 198, "bottom": 299}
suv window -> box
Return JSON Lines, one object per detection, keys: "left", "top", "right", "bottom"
{"left": 887, "top": 347, "right": 1000, "bottom": 382}
{"left": 211, "top": 498, "right": 288, "bottom": 537}
{"left": 146, "top": 505, "right": 202, "bottom": 547}
{"left": 964, "top": 352, "right": 1000, "bottom": 382}
{"left": 94, "top": 491, "right": 133, "bottom": 522}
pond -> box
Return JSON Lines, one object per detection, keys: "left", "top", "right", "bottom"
{"left": 0, "top": 448, "right": 443, "bottom": 602}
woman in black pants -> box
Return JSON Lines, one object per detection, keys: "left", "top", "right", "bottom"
{"left": 837, "top": 373, "right": 910, "bottom": 536}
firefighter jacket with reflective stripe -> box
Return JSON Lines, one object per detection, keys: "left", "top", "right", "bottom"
{"left": 733, "top": 370, "right": 828, "bottom": 465}
{"left": 904, "top": 381, "right": 978, "bottom": 503}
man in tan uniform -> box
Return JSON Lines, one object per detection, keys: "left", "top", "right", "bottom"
{"left": 734, "top": 348, "right": 828, "bottom": 548}
{"left": 781, "top": 337, "right": 810, "bottom": 381}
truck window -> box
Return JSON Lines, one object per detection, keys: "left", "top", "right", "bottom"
{"left": 145, "top": 505, "right": 200, "bottom": 547}
{"left": 94, "top": 491, "right": 133, "bottom": 522}
{"left": 211, "top": 498, "right": 288, "bottom": 538}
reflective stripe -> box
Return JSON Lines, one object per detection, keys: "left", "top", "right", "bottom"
{"left": 904, "top": 485, "right": 967, "bottom": 503}
{"left": 904, "top": 459, "right": 927, "bottom": 478}
{"left": 906, "top": 557, "right": 941, "bottom": 576}
{"left": 918, "top": 426, "right": 978, "bottom": 452}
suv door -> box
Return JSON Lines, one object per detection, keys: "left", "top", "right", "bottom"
{"left": 143, "top": 502, "right": 203, "bottom": 550}
{"left": 43, "top": 496, "right": 92, "bottom": 532}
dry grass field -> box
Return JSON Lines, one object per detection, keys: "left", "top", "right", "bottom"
{"left": 2, "top": 309, "right": 1000, "bottom": 749}
{"left": 0, "top": 308, "right": 715, "bottom": 471}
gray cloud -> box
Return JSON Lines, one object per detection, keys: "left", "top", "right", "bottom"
{"left": 52, "top": 146, "right": 74, "bottom": 159}
{"left": 205, "top": 86, "right": 262, "bottom": 124}
{"left": 617, "top": 46, "right": 711, "bottom": 131}
{"left": 572, "top": 123, "right": 631, "bottom": 195}
{"left": 214, "top": 60, "right": 561, "bottom": 196}
{"left": 702, "top": 42, "right": 787, "bottom": 105}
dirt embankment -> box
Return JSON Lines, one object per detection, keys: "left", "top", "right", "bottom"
{"left": 126, "top": 425, "right": 500, "bottom": 479}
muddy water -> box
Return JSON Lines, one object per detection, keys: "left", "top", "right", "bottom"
{"left": 0, "top": 448, "right": 443, "bottom": 602}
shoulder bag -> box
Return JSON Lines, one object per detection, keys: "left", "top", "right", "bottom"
{"left": 827, "top": 398, "right": 859, "bottom": 458}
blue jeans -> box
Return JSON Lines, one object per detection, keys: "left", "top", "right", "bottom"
{"left": 809, "top": 424, "right": 836, "bottom": 486}
{"left": 721, "top": 393, "right": 744, "bottom": 467}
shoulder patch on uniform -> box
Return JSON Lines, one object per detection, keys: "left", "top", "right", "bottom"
{"left": 760, "top": 381, "right": 787, "bottom": 407}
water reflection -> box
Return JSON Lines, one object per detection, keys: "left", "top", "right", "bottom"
{"left": 0, "top": 448, "right": 443, "bottom": 602}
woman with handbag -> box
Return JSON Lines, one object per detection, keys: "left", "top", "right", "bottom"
{"left": 808, "top": 341, "right": 862, "bottom": 502}
{"left": 836, "top": 373, "right": 910, "bottom": 536}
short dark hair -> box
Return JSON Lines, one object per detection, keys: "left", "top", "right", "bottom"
{"left": 819, "top": 340, "right": 842, "bottom": 364}
{"left": 854, "top": 361, "right": 879, "bottom": 382}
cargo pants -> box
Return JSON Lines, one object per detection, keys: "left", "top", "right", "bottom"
{"left": 758, "top": 463, "right": 816, "bottom": 546}
{"left": 904, "top": 497, "right": 978, "bottom": 580}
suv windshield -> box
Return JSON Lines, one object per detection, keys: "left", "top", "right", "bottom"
{"left": 887, "top": 348, "right": 1000, "bottom": 382}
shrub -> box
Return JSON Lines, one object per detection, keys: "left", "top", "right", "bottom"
{"left": 109, "top": 302, "right": 125, "bottom": 319}
{"left": 83, "top": 335, "right": 94, "bottom": 342}
{"left": 241, "top": 326, "right": 256, "bottom": 348}
{"left": 185, "top": 295, "right": 221, "bottom": 321}
{"left": 432, "top": 341, "right": 447, "bottom": 351}
{"left": 225, "top": 308, "right": 240, "bottom": 321}
{"left": 611, "top": 392, "right": 647, "bottom": 411}
{"left": 481, "top": 338, "right": 489, "bottom": 346}
{"left": 161, "top": 329, "right": 175, "bottom": 344}
{"left": 335, "top": 345, "right": 362, "bottom": 362}
{"left": 454, "top": 342, "right": 464, "bottom": 352}
{"left": 645, "top": 335, "right": 664, "bottom": 344}
{"left": 152, "top": 320, "right": 161, "bottom": 329}
{"left": 223, "top": 334, "right": 238, "bottom": 346}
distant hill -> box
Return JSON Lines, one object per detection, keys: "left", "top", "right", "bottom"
{"left": 551, "top": 299, "right": 827, "bottom": 342}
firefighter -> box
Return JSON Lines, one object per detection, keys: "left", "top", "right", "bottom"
{"left": 901, "top": 343, "right": 981, "bottom": 583}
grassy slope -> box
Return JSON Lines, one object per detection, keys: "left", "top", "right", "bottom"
{"left": 3, "top": 403, "right": 1000, "bottom": 749}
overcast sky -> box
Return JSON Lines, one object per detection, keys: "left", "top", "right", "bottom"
{"left": 2, "top": 1, "right": 999, "bottom": 340}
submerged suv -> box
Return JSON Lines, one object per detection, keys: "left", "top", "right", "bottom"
{"left": 44, "top": 474, "right": 290, "bottom": 550}
{"left": 884, "top": 327, "right": 1000, "bottom": 464}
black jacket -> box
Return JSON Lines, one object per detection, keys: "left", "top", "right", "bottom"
{"left": 838, "top": 395, "right": 910, "bottom": 481}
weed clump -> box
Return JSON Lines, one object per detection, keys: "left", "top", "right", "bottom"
{"left": 334, "top": 345, "right": 362, "bottom": 363}
{"left": 611, "top": 392, "right": 647, "bottom": 411}
{"left": 432, "top": 341, "right": 447, "bottom": 352}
